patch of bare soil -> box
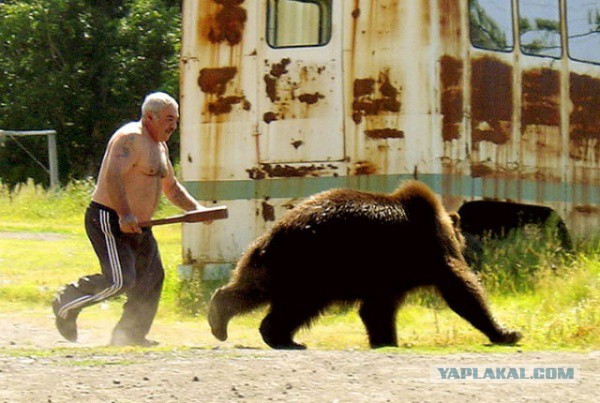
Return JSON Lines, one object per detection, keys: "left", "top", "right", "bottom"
{"left": 0, "top": 315, "right": 597, "bottom": 402}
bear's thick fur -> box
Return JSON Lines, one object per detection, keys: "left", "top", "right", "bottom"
{"left": 208, "top": 181, "right": 521, "bottom": 349}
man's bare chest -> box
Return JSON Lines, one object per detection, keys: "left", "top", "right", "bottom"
{"left": 137, "top": 144, "right": 168, "bottom": 178}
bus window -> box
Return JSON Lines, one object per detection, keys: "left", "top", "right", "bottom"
{"left": 469, "top": 0, "right": 514, "bottom": 52}
{"left": 518, "top": 0, "right": 562, "bottom": 58}
{"left": 267, "top": 0, "right": 332, "bottom": 48}
{"left": 567, "top": 0, "right": 600, "bottom": 64}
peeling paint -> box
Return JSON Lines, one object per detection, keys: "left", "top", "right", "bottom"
{"left": 207, "top": 0, "right": 247, "bottom": 46}
{"left": 291, "top": 140, "right": 303, "bottom": 149}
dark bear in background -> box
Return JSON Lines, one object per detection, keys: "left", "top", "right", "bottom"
{"left": 458, "top": 201, "right": 573, "bottom": 249}
{"left": 457, "top": 201, "right": 573, "bottom": 269}
{"left": 208, "top": 181, "right": 521, "bottom": 349}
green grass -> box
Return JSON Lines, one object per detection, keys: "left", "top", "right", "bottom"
{"left": 0, "top": 181, "right": 598, "bottom": 352}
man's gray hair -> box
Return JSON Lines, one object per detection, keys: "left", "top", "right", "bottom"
{"left": 141, "top": 92, "right": 178, "bottom": 117}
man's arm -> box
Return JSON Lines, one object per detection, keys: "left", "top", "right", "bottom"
{"left": 161, "top": 151, "right": 204, "bottom": 212}
{"left": 105, "top": 133, "right": 141, "bottom": 233}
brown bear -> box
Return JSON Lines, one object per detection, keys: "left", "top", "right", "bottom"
{"left": 208, "top": 181, "right": 522, "bottom": 349}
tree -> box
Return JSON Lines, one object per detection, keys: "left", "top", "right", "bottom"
{"left": 0, "top": 0, "right": 181, "bottom": 187}
{"left": 469, "top": 0, "right": 511, "bottom": 51}
{"left": 519, "top": 16, "right": 560, "bottom": 56}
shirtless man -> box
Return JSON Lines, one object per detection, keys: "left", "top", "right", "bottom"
{"left": 53, "top": 92, "right": 206, "bottom": 346}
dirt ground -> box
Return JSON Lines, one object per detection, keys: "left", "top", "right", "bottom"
{"left": 0, "top": 314, "right": 597, "bottom": 403}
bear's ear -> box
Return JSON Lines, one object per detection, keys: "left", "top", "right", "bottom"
{"left": 448, "top": 212, "right": 461, "bottom": 228}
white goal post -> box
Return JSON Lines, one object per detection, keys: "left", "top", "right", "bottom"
{"left": 0, "top": 129, "right": 59, "bottom": 189}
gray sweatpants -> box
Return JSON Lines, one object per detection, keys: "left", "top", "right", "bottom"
{"left": 55, "top": 201, "right": 165, "bottom": 342}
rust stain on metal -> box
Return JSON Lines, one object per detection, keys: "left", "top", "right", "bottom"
{"left": 185, "top": 248, "right": 197, "bottom": 265}
{"left": 438, "top": 0, "right": 462, "bottom": 47}
{"left": 270, "top": 58, "right": 291, "bottom": 77}
{"left": 440, "top": 55, "right": 463, "bottom": 141}
{"left": 364, "top": 128, "right": 404, "bottom": 139}
{"left": 291, "top": 140, "right": 303, "bottom": 149}
{"left": 379, "top": 78, "right": 399, "bottom": 98}
{"left": 298, "top": 92, "right": 324, "bottom": 105}
{"left": 261, "top": 201, "right": 275, "bottom": 222}
{"left": 470, "top": 162, "right": 494, "bottom": 178}
{"left": 246, "top": 167, "right": 266, "bottom": 180}
{"left": 570, "top": 73, "right": 600, "bottom": 162}
{"left": 198, "top": 67, "right": 237, "bottom": 95}
{"left": 352, "top": 71, "right": 401, "bottom": 124}
{"left": 207, "top": 0, "right": 247, "bottom": 46}
{"left": 353, "top": 78, "right": 375, "bottom": 97}
{"left": 473, "top": 121, "right": 512, "bottom": 144}
{"left": 264, "top": 164, "right": 326, "bottom": 178}
{"left": 208, "top": 96, "right": 248, "bottom": 115}
{"left": 263, "top": 112, "right": 278, "bottom": 124}
{"left": 199, "top": 67, "right": 250, "bottom": 115}
{"left": 471, "top": 57, "right": 513, "bottom": 145}
{"left": 573, "top": 205, "right": 600, "bottom": 214}
{"left": 352, "top": 7, "right": 361, "bottom": 19}
{"left": 570, "top": 72, "right": 600, "bottom": 141}
{"left": 247, "top": 163, "right": 337, "bottom": 179}
{"left": 264, "top": 75, "right": 278, "bottom": 102}
{"left": 262, "top": 57, "right": 332, "bottom": 123}
{"left": 354, "top": 161, "right": 377, "bottom": 175}
{"left": 263, "top": 58, "right": 292, "bottom": 103}
{"left": 522, "top": 68, "right": 560, "bottom": 127}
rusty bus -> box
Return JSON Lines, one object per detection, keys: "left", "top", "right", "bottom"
{"left": 178, "top": 0, "right": 600, "bottom": 278}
